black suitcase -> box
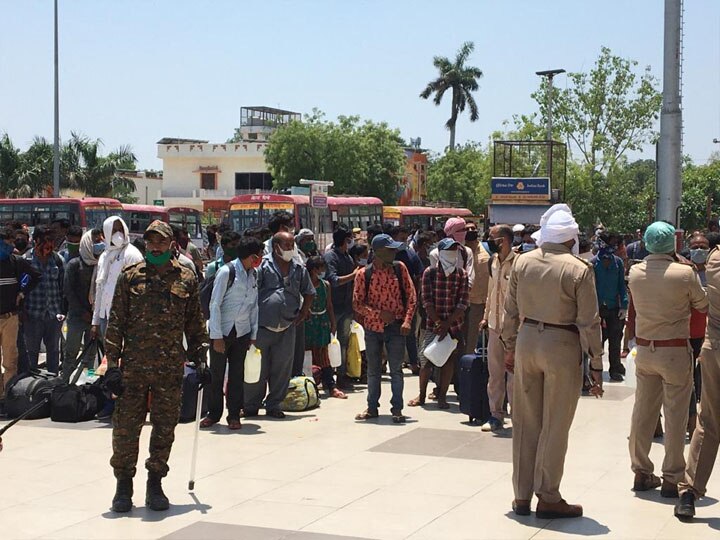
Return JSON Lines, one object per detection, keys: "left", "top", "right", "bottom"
{"left": 179, "top": 364, "right": 209, "bottom": 423}
{"left": 458, "top": 332, "right": 491, "bottom": 425}
{"left": 5, "top": 370, "right": 64, "bottom": 419}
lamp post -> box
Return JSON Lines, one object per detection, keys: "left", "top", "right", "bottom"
{"left": 52, "top": 0, "right": 60, "bottom": 197}
{"left": 536, "top": 68, "right": 565, "bottom": 191}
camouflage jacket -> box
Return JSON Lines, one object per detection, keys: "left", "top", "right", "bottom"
{"left": 105, "top": 258, "right": 208, "bottom": 371}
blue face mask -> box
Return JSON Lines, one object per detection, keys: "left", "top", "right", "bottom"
{"left": 318, "top": 271, "right": 326, "bottom": 279}
{"left": 599, "top": 246, "right": 616, "bottom": 259}
{"left": 0, "top": 241, "right": 14, "bottom": 260}
{"left": 521, "top": 243, "right": 536, "bottom": 252}
{"left": 92, "top": 242, "right": 106, "bottom": 256}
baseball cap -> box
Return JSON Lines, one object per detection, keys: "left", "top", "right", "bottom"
{"left": 144, "top": 220, "right": 173, "bottom": 239}
{"left": 438, "top": 238, "right": 460, "bottom": 251}
{"left": 371, "top": 234, "right": 403, "bottom": 251}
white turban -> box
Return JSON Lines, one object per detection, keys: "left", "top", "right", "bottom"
{"left": 535, "top": 204, "right": 579, "bottom": 253}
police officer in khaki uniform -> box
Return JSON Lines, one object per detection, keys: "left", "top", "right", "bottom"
{"left": 628, "top": 221, "right": 707, "bottom": 499}
{"left": 676, "top": 245, "right": 720, "bottom": 519}
{"left": 502, "top": 205, "right": 604, "bottom": 519}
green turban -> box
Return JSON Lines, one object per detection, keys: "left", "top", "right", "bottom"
{"left": 644, "top": 221, "right": 676, "bottom": 254}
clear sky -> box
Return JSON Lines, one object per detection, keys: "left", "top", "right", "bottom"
{"left": 1, "top": 0, "right": 718, "bottom": 170}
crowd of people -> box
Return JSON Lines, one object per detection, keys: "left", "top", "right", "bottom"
{"left": 1, "top": 206, "right": 720, "bottom": 522}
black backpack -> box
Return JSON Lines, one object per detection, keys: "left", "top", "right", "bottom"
{"left": 363, "top": 261, "right": 407, "bottom": 310}
{"left": 199, "top": 262, "right": 236, "bottom": 319}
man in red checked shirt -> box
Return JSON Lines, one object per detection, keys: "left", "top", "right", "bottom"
{"left": 353, "top": 234, "right": 417, "bottom": 423}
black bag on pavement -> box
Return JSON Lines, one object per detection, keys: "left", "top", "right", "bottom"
{"left": 5, "top": 370, "right": 64, "bottom": 419}
{"left": 457, "top": 332, "right": 491, "bottom": 425}
{"left": 50, "top": 339, "right": 106, "bottom": 423}
{"left": 179, "top": 363, "right": 209, "bottom": 423}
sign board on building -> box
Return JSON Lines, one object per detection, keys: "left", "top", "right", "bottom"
{"left": 310, "top": 183, "right": 328, "bottom": 208}
{"left": 490, "top": 178, "right": 550, "bottom": 201}
{"left": 153, "top": 199, "right": 165, "bottom": 206}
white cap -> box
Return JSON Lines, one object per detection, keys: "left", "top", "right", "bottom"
{"left": 512, "top": 224, "right": 525, "bottom": 233}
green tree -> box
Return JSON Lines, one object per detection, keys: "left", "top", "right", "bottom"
{"left": 534, "top": 46, "right": 662, "bottom": 173}
{"left": 426, "top": 142, "right": 491, "bottom": 214}
{"left": 420, "top": 41, "right": 483, "bottom": 150}
{"left": 265, "top": 110, "right": 406, "bottom": 204}
{"left": 680, "top": 156, "right": 720, "bottom": 232}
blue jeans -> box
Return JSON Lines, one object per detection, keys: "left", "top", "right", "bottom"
{"left": 24, "top": 315, "right": 63, "bottom": 373}
{"left": 365, "top": 322, "right": 405, "bottom": 413}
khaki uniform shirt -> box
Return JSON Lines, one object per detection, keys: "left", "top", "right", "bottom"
{"left": 628, "top": 254, "right": 708, "bottom": 340}
{"left": 707, "top": 248, "right": 720, "bottom": 341}
{"left": 483, "top": 250, "right": 516, "bottom": 331}
{"left": 501, "top": 242, "right": 604, "bottom": 368}
{"left": 468, "top": 243, "right": 491, "bottom": 305}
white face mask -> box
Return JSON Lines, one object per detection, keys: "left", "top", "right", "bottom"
{"left": 278, "top": 248, "right": 294, "bottom": 262}
{"left": 439, "top": 250, "right": 457, "bottom": 275}
{"left": 111, "top": 232, "right": 125, "bottom": 247}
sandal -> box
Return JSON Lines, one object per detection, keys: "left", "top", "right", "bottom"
{"left": 266, "top": 409, "right": 286, "bottom": 419}
{"left": 199, "top": 417, "right": 218, "bottom": 428}
{"left": 391, "top": 410, "right": 407, "bottom": 424}
{"left": 428, "top": 390, "right": 438, "bottom": 401}
{"left": 227, "top": 419, "right": 242, "bottom": 430}
{"left": 408, "top": 397, "right": 425, "bottom": 407}
{"left": 355, "top": 409, "right": 379, "bottom": 421}
{"left": 437, "top": 400, "right": 450, "bottom": 410}
{"left": 331, "top": 388, "right": 348, "bottom": 399}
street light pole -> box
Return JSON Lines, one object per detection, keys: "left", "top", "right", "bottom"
{"left": 52, "top": 0, "right": 60, "bottom": 197}
{"left": 536, "top": 69, "right": 565, "bottom": 193}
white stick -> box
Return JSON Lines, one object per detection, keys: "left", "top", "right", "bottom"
{"left": 188, "top": 384, "right": 204, "bottom": 491}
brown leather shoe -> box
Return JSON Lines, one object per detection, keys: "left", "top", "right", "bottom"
{"left": 661, "top": 480, "right": 679, "bottom": 498}
{"left": 512, "top": 499, "right": 531, "bottom": 516}
{"left": 227, "top": 419, "right": 242, "bottom": 430}
{"left": 633, "top": 472, "right": 661, "bottom": 492}
{"left": 536, "top": 499, "right": 583, "bottom": 519}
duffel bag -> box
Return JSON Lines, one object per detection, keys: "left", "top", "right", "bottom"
{"left": 50, "top": 382, "right": 106, "bottom": 423}
{"left": 281, "top": 376, "right": 320, "bottom": 412}
{"left": 5, "top": 370, "right": 64, "bottom": 419}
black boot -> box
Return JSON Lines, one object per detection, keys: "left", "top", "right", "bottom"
{"left": 111, "top": 477, "right": 133, "bottom": 513}
{"left": 674, "top": 491, "right": 696, "bottom": 520}
{"left": 146, "top": 472, "right": 170, "bottom": 511}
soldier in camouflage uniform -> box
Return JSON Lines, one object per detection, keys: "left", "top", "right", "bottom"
{"left": 104, "top": 220, "right": 208, "bottom": 513}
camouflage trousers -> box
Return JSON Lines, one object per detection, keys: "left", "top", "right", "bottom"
{"left": 110, "top": 368, "right": 183, "bottom": 479}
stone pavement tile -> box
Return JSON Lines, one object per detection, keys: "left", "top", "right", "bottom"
{"left": 656, "top": 507, "right": 720, "bottom": 539}
{"left": 206, "top": 499, "right": 336, "bottom": 530}
{"left": 0, "top": 505, "right": 98, "bottom": 540}
{"left": 37, "top": 511, "right": 198, "bottom": 540}
{"left": 255, "top": 479, "right": 379, "bottom": 508}
{"left": 580, "top": 384, "right": 635, "bottom": 401}
{"left": 159, "top": 521, "right": 374, "bottom": 540}
{"left": 369, "top": 427, "right": 481, "bottom": 457}
{"left": 302, "top": 489, "right": 465, "bottom": 540}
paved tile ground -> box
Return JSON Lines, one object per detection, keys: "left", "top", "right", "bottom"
{"left": 1, "top": 351, "right": 720, "bottom": 539}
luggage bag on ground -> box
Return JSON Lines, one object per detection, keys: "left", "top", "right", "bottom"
{"left": 5, "top": 370, "right": 64, "bottom": 419}
{"left": 179, "top": 363, "right": 209, "bottom": 423}
{"left": 281, "top": 376, "right": 320, "bottom": 412}
{"left": 51, "top": 339, "right": 107, "bottom": 423}
{"left": 457, "top": 332, "right": 491, "bottom": 425}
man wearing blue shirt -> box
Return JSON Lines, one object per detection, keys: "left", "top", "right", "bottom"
{"left": 591, "top": 232, "right": 629, "bottom": 381}
{"left": 202, "top": 234, "right": 264, "bottom": 430}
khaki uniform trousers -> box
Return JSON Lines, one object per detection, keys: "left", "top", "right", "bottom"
{"left": 512, "top": 324, "right": 582, "bottom": 503}
{"left": 488, "top": 328, "right": 513, "bottom": 420}
{"left": 0, "top": 314, "right": 19, "bottom": 399}
{"left": 680, "top": 342, "right": 720, "bottom": 496}
{"left": 629, "top": 344, "right": 693, "bottom": 484}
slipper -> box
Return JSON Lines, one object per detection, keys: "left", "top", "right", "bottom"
{"left": 227, "top": 419, "right": 242, "bottom": 430}
{"left": 437, "top": 400, "right": 450, "bottom": 410}
{"left": 428, "top": 390, "right": 438, "bottom": 401}
{"left": 199, "top": 417, "right": 218, "bottom": 428}
{"left": 355, "top": 409, "right": 379, "bottom": 421}
{"left": 408, "top": 397, "right": 425, "bottom": 407}
{"left": 266, "top": 409, "right": 286, "bottom": 419}
{"left": 331, "top": 388, "right": 348, "bottom": 399}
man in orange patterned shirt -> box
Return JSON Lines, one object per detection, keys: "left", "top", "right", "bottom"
{"left": 353, "top": 234, "right": 417, "bottom": 423}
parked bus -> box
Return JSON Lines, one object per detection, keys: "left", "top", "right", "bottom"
{"left": 0, "top": 197, "right": 123, "bottom": 230}
{"left": 122, "top": 204, "right": 204, "bottom": 248}
{"left": 382, "top": 206, "right": 474, "bottom": 230}
{"left": 228, "top": 194, "right": 383, "bottom": 234}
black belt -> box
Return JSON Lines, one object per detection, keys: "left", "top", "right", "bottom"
{"left": 524, "top": 318, "right": 579, "bottom": 335}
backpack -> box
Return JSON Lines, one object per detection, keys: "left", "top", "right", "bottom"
{"left": 281, "top": 376, "right": 320, "bottom": 412}
{"left": 199, "top": 263, "right": 236, "bottom": 319}
{"left": 363, "top": 261, "right": 407, "bottom": 310}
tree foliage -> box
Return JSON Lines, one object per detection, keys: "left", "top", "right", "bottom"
{"left": 426, "top": 142, "right": 491, "bottom": 214}
{"left": 420, "top": 41, "right": 483, "bottom": 150}
{"left": 264, "top": 109, "right": 406, "bottom": 204}
{"left": 0, "top": 132, "right": 137, "bottom": 199}
{"left": 680, "top": 156, "right": 720, "bottom": 232}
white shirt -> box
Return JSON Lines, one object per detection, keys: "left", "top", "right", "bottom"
{"left": 208, "top": 259, "right": 259, "bottom": 340}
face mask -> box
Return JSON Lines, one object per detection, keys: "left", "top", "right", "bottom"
{"left": 358, "top": 258, "right": 368, "bottom": 266}
{"left": 451, "top": 231, "right": 467, "bottom": 245}
{"left": 346, "top": 238, "right": 355, "bottom": 249}
{"left": 690, "top": 248, "right": 709, "bottom": 265}
{"left": 439, "top": 250, "right": 457, "bottom": 275}
{"left": 277, "top": 248, "right": 294, "bottom": 262}
{"left": 598, "top": 246, "right": 616, "bottom": 259}
{"left": 67, "top": 242, "right": 80, "bottom": 256}
{"left": 513, "top": 235, "right": 522, "bottom": 246}
{"left": 521, "top": 243, "right": 536, "bottom": 252}
{"left": 318, "top": 271, "right": 326, "bottom": 279}
{"left": 178, "top": 237, "right": 189, "bottom": 250}
{"left": 111, "top": 232, "right": 125, "bottom": 247}
{"left": 37, "top": 240, "right": 54, "bottom": 258}
{"left": 486, "top": 239, "right": 500, "bottom": 254}
{"left": 301, "top": 241, "right": 316, "bottom": 254}
{"left": 224, "top": 246, "right": 238, "bottom": 259}
{"left": 465, "top": 230, "right": 479, "bottom": 242}
{"left": 145, "top": 250, "right": 172, "bottom": 266}
{"left": 93, "top": 242, "right": 106, "bottom": 256}
{"left": 14, "top": 238, "right": 28, "bottom": 252}
{"left": 251, "top": 256, "right": 263, "bottom": 268}
{"left": 0, "top": 242, "right": 14, "bottom": 260}
{"left": 375, "top": 248, "right": 396, "bottom": 264}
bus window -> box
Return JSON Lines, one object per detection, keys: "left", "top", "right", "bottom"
{"left": 0, "top": 204, "right": 14, "bottom": 224}
{"left": 85, "top": 206, "right": 121, "bottom": 229}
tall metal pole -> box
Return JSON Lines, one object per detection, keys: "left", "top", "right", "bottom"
{"left": 656, "top": 0, "right": 683, "bottom": 226}
{"left": 52, "top": 0, "right": 60, "bottom": 197}
{"left": 546, "top": 74, "right": 554, "bottom": 141}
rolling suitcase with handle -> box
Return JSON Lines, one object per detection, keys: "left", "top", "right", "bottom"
{"left": 458, "top": 331, "right": 491, "bottom": 425}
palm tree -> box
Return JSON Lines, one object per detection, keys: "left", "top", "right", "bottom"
{"left": 420, "top": 41, "right": 483, "bottom": 150}
{"left": 64, "top": 132, "right": 137, "bottom": 197}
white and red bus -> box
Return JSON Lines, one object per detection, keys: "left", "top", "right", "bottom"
{"left": 382, "top": 205, "right": 474, "bottom": 230}
{"left": 228, "top": 194, "right": 383, "bottom": 234}
{"left": 122, "top": 204, "right": 204, "bottom": 247}
{"left": 0, "top": 197, "right": 123, "bottom": 230}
